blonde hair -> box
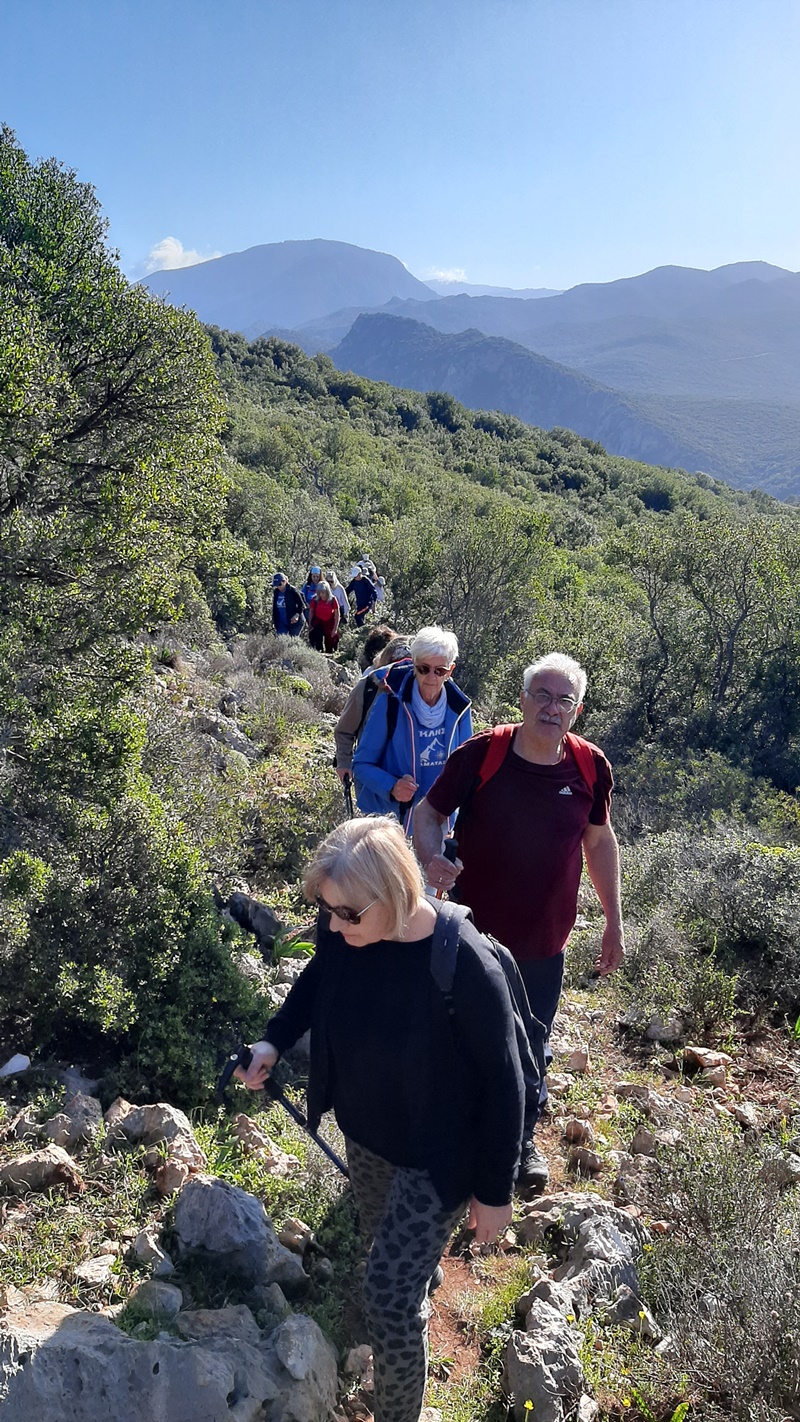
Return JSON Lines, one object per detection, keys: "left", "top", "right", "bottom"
{"left": 303, "top": 816, "right": 424, "bottom": 939}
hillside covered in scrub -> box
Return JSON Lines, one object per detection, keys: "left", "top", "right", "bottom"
{"left": 4, "top": 126, "right": 800, "bottom": 1422}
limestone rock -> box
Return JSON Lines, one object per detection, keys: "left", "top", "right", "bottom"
{"left": 546, "top": 1074, "right": 571, "bottom": 1096}
{"left": 502, "top": 1300, "right": 583, "bottom": 1422}
{"left": 0, "top": 1146, "right": 84, "bottom": 1196}
{"left": 763, "top": 1152, "right": 800, "bottom": 1187}
{"left": 0, "top": 1300, "right": 336, "bottom": 1422}
{"left": 154, "top": 1158, "right": 190, "bottom": 1197}
{"left": 74, "top": 1254, "right": 116, "bottom": 1289}
{"left": 0, "top": 1108, "right": 40, "bottom": 1144}
{"left": 682, "top": 1045, "right": 733, "bottom": 1072}
{"left": 278, "top": 1218, "right": 313, "bottom": 1255}
{"left": 192, "top": 709, "right": 259, "bottom": 759}
{"left": 175, "top": 1305, "right": 262, "bottom": 1347}
{"left": 600, "top": 1283, "right": 661, "bottom": 1340}
{"left": 733, "top": 1101, "right": 759, "bottom": 1129}
{"left": 64, "top": 1093, "right": 104, "bottom": 1147}
{"left": 629, "top": 1125, "right": 657, "bottom": 1156}
{"left": 345, "top": 1343, "right": 373, "bottom": 1378}
{"left": 644, "top": 1014, "right": 684, "bottom": 1043}
{"left": 526, "top": 1277, "right": 580, "bottom": 1321}
{"left": 232, "top": 1115, "right": 300, "bottom": 1175}
{"left": 267, "top": 1314, "right": 338, "bottom": 1419}
{"left": 699, "top": 1065, "right": 728, "bottom": 1089}
{"left": 129, "top": 1279, "right": 183, "bottom": 1317}
{"left": 564, "top": 1119, "right": 596, "bottom": 1146}
{"left": 104, "top": 1101, "right": 206, "bottom": 1172}
{"left": 0, "top": 1299, "right": 279, "bottom": 1421}
{"left": 174, "top": 1176, "right": 308, "bottom": 1296}
{"left": 133, "top": 1226, "right": 175, "bottom": 1277}
{"left": 43, "top": 1114, "right": 73, "bottom": 1149}
{"left": 613, "top": 1083, "right": 669, "bottom": 1122}
{"left": 567, "top": 1147, "right": 603, "bottom": 1175}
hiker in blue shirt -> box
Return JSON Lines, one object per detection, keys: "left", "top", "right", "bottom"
{"left": 353, "top": 626, "right": 472, "bottom": 833}
{"left": 271, "top": 572, "right": 305, "bottom": 637}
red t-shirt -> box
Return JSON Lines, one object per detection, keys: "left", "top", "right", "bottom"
{"left": 426, "top": 730, "right": 613, "bottom": 962}
{"left": 311, "top": 597, "right": 338, "bottom": 628}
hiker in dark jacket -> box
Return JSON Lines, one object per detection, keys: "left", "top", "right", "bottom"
{"left": 346, "top": 567, "right": 378, "bottom": 627}
{"left": 271, "top": 572, "right": 305, "bottom": 637}
{"left": 414, "top": 652, "right": 623, "bottom": 1191}
{"left": 236, "top": 814, "right": 523, "bottom": 1422}
{"left": 353, "top": 626, "right": 472, "bottom": 832}
{"left": 334, "top": 635, "right": 412, "bottom": 783}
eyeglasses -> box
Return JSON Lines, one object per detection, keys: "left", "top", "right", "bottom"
{"left": 316, "top": 893, "right": 379, "bottom": 926}
{"left": 415, "top": 663, "right": 450, "bottom": 678}
{"left": 525, "top": 688, "right": 579, "bottom": 712}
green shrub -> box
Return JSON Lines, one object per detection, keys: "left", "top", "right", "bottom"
{"left": 643, "top": 1125, "right": 800, "bottom": 1421}
{"left": 623, "top": 827, "right": 800, "bottom": 1018}
{"left": 0, "top": 785, "right": 269, "bottom": 1105}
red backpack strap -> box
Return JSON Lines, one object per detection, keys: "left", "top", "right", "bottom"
{"left": 476, "top": 724, "right": 517, "bottom": 791}
{"left": 564, "top": 732, "right": 600, "bottom": 793}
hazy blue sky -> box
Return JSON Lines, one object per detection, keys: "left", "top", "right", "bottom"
{"left": 5, "top": 0, "right": 799, "bottom": 288}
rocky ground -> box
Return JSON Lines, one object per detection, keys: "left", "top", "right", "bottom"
{"left": 3, "top": 977, "right": 800, "bottom": 1421}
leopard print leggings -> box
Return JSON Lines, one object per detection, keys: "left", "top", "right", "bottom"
{"left": 345, "top": 1138, "right": 466, "bottom": 1422}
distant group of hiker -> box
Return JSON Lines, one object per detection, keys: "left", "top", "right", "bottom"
{"left": 238, "top": 617, "right": 624, "bottom": 1422}
{"left": 271, "top": 556, "right": 387, "bottom": 651}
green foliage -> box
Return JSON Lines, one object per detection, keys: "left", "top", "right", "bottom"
{"left": 0, "top": 125, "right": 227, "bottom": 660}
{"left": 643, "top": 1125, "right": 800, "bottom": 1421}
{"left": 0, "top": 783, "right": 269, "bottom": 1105}
{"left": 623, "top": 828, "right": 800, "bottom": 1018}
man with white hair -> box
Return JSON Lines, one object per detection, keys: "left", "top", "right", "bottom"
{"left": 414, "top": 652, "right": 623, "bottom": 1190}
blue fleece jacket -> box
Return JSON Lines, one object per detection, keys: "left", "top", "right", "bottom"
{"left": 353, "top": 665, "right": 473, "bottom": 830}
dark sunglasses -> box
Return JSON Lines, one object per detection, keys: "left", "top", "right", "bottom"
{"left": 316, "top": 893, "right": 378, "bottom": 926}
{"left": 414, "top": 663, "right": 450, "bottom": 678}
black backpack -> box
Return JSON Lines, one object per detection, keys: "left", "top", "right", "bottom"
{"left": 430, "top": 900, "right": 546, "bottom": 1129}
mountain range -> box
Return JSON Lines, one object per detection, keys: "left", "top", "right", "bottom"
{"left": 142, "top": 240, "right": 800, "bottom": 496}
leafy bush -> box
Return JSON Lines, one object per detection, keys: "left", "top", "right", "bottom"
{"left": 623, "top": 827, "right": 800, "bottom": 1019}
{"left": 643, "top": 1125, "right": 800, "bottom": 1421}
{"left": 0, "top": 787, "right": 269, "bottom": 1105}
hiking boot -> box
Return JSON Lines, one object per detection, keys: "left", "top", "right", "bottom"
{"left": 428, "top": 1265, "right": 444, "bottom": 1295}
{"left": 518, "top": 1137, "right": 549, "bottom": 1192}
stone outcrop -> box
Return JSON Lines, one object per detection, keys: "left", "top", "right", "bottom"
{"left": 0, "top": 1300, "right": 336, "bottom": 1422}
{"left": 506, "top": 1192, "right": 649, "bottom": 1418}
{"left": 503, "top": 1298, "right": 583, "bottom": 1422}
{"left": 174, "top": 1176, "right": 308, "bottom": 1296}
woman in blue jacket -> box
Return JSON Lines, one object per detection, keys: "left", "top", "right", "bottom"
{"left": 353, "top": 626, "right": 472, "bottom": 832}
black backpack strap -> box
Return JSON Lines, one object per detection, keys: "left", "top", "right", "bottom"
{"left": 386, "top": 690, "right": 400, "bottom": 743}
{"left": 430, "top": 901, "right": 473, "bottom": 1016}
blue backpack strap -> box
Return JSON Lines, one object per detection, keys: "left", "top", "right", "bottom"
{"left": 430, "top": 900, "right": 474, "bottom": 1014}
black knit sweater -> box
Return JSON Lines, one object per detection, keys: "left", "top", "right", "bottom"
{"left": 263, "top": 910, "right": 524, "bottom": 1209}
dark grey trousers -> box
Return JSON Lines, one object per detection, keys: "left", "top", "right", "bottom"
{"left": 345, "top": 1138, "right": 465, "bottom": 1422}
{"left": 518, "top": 949, "right": 566, "bottom": 1124}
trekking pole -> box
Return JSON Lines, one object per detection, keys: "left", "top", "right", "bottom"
{"left": 217, "top": 1047, "right": 349, "bottom": 1179}
{"left": 434, "top": 837, "right": 459, "bottom": 901}
{"left": 342, "top": 773, "right": 355, "bottom": 820}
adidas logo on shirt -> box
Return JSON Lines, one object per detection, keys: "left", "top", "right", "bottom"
{"left": 558, "top": 786, "right": 572, "bottom": 795}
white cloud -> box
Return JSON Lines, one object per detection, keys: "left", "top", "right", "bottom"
{"left": 142, "top": 236, "right": 221, "bottom": 274}
{"left": 418, "top": 265, "right": 468, "bottom": 283}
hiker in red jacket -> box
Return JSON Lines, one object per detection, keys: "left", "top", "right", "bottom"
{"left": 413, "top": 652, "right": 623, "bottom": 1192}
